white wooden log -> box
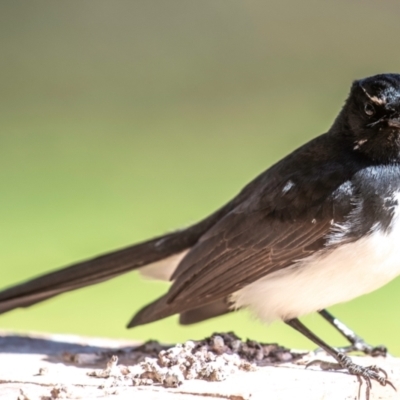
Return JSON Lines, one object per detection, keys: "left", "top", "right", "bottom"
{"left": 0, "top": 331, "right": 398, "bottom": 400}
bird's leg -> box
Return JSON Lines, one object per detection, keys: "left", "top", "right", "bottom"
{"left": 319, "top": 309, "right": 387, "bottom": 357}
{"left": 285, "top": 318, "right": 395, "bottom": 398}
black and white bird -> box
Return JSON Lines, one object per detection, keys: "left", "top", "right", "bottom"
{"left": 1, "top": 73, "right": 400, "bottom": 389}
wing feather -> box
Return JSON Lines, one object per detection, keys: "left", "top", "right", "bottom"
{"left": 169, "top": 214, "right": 332, "bottom": 303}
{"left": 128, "top": 208, "right": 335, "bottom": 327}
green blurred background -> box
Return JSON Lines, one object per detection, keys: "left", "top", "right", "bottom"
{"left": 1, "top": 0, "right": 400, "bottom": 354}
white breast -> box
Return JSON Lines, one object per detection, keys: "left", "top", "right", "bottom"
{"left": 231, "top": 197, "right": 400, "bottom": 323}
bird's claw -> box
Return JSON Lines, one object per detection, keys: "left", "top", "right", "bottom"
{"left": 306, "top": 353, "right": 395, "bottom": 399}
{"left": 338, "top": 343, "right": 388, "bottom": 357}
{"left": 337, "top": 353, "right": 396, "bottom": 399}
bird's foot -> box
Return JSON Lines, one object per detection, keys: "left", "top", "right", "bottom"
{"left": 307, "top": 353, "right": 395, "bottom": 399}
{"left": 338, "top": 353, "right": 395, "bottom": 399}
{"left": 314, "top": 342, "right": 387, "bottom": 357}
{"left": 337, "top": 342, "right": 388, "bottom": 357}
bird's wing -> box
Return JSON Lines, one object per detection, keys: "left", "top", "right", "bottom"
{"left": 128, "top": 203, "right": 340, "bottom": 327}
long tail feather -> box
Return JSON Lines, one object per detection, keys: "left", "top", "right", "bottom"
{"left": 0, "top": 203, "right": 232, "bottom": 314}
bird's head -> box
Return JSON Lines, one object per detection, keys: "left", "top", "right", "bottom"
{"left": 336, "top": 73, "right": 400, "bottom": 163}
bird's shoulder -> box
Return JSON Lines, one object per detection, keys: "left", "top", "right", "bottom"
{"left": 232, "top": 132, "right": 370, "bottom": 221}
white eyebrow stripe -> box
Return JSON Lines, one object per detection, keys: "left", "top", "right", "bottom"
{"left": 360, "top": 85, "right": 386, "bottom": 105}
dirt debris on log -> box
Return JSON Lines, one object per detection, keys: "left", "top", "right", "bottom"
{"left": 83, "top": 332, "right": 303, "bottom": 388}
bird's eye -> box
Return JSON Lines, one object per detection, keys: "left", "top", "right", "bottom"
{"left": 364, "top": 103, "right": 375, "bottom": 116}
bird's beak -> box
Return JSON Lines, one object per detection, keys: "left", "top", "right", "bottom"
{"left": 387, "top": 119, "right": 400, "bottom": 129}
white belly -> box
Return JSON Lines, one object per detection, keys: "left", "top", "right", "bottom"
{"left": 232, "top": 211, "right": 400, "bottom": 322}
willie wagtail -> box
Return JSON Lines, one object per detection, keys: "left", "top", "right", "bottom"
{"left": 1, "top": 73, "right": 400, "bottom": 390}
